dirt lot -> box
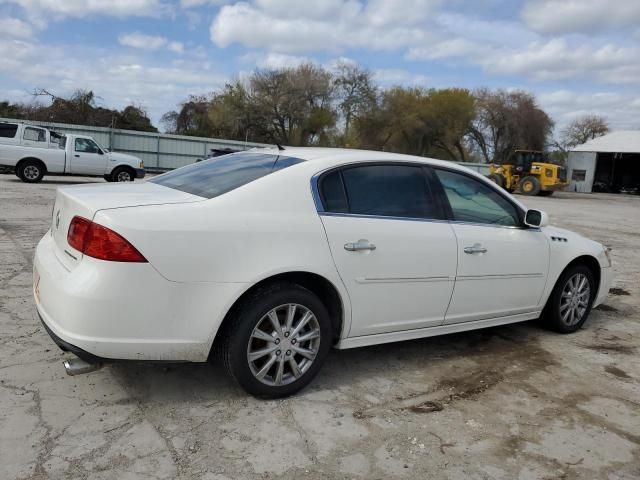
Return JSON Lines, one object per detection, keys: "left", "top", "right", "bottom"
{"left": 0, "top": 174, "right": 638, "bottom": 480}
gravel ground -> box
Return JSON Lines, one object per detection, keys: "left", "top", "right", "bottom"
{"left": 0, "top": 174, "right": 638, "bottom": 480}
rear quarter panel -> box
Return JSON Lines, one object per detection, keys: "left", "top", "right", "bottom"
{"left": 93, "top": 164, "right": 351, "bottom": 328}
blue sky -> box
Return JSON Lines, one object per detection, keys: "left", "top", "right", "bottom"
{"left": 1, "top": 0, "right": 639, "bottom": 133}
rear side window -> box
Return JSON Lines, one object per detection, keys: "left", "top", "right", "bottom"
{"left": 23, "top": 127, "right": 46, "bottom": 142}
{"left": 0, "top": 123, "right": 18, "bottom": 138}
{"left": 150, "top": 152, "right": 305, "bottom": 199}
{"left": 434, "top": 169, "right": 521, "bottom": 226}
{"left": 320, "top": 164, "right": 438, "bottom": 219}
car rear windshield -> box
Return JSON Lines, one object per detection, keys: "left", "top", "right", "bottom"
{"left": 150, "top": 151, "right": 305, "bottom": 199}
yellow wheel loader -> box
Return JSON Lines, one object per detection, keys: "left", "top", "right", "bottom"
{"left": 488, "top": 150, "right": 568, "bottom": 196}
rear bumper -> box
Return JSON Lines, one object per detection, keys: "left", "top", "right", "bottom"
{"left": 135, "top": 168, "right": 146, "bottom": 179}
{"left": 34, "top": 232, "right": 247, "bottom": 361}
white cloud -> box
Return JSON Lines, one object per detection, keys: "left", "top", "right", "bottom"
{"left": 538, "top": 90, "right": 640, "bottom": 130}
{"left": 119, "top": 32, "right": 168, "bottom": 50}
{"left": 1, "top": 0, "right": 169, "bottom": 20}
{"left": 522, "top": 0, "right": 640, "bottom": 34}
{"left": 256, "top": 52, "right": 311, "bottom": 69}
{"left": 168, "top": 41, "right": 185, "bottom": 54}
{"left": 118, "top": 32, "right": 185, "bottom": 54}
{"left": 210, "top": 0, "right": 439, "bottom": 53}
{"left": 373, "top": 68, "right": 428, "bottom": 86}
{"left": 0, "top": 37, "right": 225, "bottom": 124}
{"left": 0, "top": 17, "right": 36, "bottom": 39}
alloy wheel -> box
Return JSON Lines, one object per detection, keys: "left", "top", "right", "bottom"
{"left": 559, "top": 273, "right": 590, "bottom": 326}
{"left": 247, "top": 304, "right": 321, "bottom": 387}
{"left": 117, "top": 171, "right": 131, "bottom": 182}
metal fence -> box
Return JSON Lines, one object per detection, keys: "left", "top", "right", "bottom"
{"left": 1, "top": 117, "right": 491, "bottom": 174}
{"left": 0, "top": 117, "right": 271, "bottom": 171}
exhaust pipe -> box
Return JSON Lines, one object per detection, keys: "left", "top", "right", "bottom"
{"left": 63, "top": 357, "right": 103, "bottom": 376}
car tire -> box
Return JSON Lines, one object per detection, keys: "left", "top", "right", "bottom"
{"left": 17, "top": 160, "right": 45, "bottom": 183}
{"left": 518, "top": 176, "right": 541, "bottom": 195}
{"left": 111, "top": 167, "right": 135, "bottom": 182}
{"left": 219, "top": 282, "right": 332, "bottom": 398}
{"left": 488, "top": 174, "right": 505, "bottom": 189}
{"left": 542, "top": 264, "right": 596, "bottom": 333}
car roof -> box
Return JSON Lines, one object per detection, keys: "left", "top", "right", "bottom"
{"left": 250, "top": 146, "right": 472, "bottom": 172}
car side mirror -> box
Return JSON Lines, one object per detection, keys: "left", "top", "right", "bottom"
{"left": 524, "top": 209, "right": 549, "bottom": 228}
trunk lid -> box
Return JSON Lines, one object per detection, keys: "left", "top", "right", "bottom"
{"left": 50, "top": 182, "right": 204, "bottom": 270}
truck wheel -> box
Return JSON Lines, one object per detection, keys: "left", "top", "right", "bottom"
{"left": 519, "top": 176, "right": 541, "bottom": 196}
{"left": 17, "top": 160, "right": 45, "bottom": 183}
{"left": 488, "top": 174, "right": 505, "bottom": 188}
{"left": 111, "top": 167, "right": 135, "bottom": 182}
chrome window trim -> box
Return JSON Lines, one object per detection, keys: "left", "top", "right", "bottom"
{"left": 310, "top": 164, "right": 539, "bottom": 231}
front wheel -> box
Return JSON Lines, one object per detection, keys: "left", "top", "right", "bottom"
{"left": 542, "top": 265, "right": 596, "bottom": 333}
{"left": 219, "top": 283, "right": 332, "bottom": 398}
{"left": 518, "top": 176, "right": 541, "bottom": 195}
{"left": 111, "top": 167, "right": 135, "bottom": 182}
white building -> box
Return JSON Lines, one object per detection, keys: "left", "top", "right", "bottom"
{"left": 567, "top": 131, "right": 640, "bottom": 193}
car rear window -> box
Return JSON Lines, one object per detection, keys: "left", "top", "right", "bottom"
{"left": 150, "top": 152, "right": 305, "bottom": 199}
{"left": 0, "top": 123, "right": 18, "bottom": 138}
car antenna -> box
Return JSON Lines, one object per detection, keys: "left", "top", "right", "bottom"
{"left": 276, "top": 143, "right": 285, "bottom": 151}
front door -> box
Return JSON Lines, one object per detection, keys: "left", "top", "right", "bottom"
{"left": 432, "top": 168, "right": 550, "bottom": 324}
{"left": 316, "top": 163, "right": 458, "bottom": 337}
{"left": 71, "top": 137, "right": 107, "bottom": 175}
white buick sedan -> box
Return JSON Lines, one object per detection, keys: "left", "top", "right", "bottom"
{"left": 34, "top": 148, "right": 613, "bottom": 397}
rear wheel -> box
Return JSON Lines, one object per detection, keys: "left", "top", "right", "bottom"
{"left": 219, "top": 282, "right": 332, "bottom": 398}
{"left": 111, "top": 167, "right": 135, "bottom": 182}
{"left": 17, "top": 160, "right": 45, "bottom": 183}
{"left": 519, "top": 176, "right": 541, "bottom": 195}
{"left": 542, "top": 265, "right": 596, "bottom": 333}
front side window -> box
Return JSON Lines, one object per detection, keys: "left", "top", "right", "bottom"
{"left": 23, "top": 127, "right": 46, "bottom": 142}
{"left": 151, "top": 152, "right": 305, "bottom": 199}
{"left": 434, "top": 169, "right": 520, "bottom": 226}
{"left": 320, "top": 164, "right": 437, "bottom": 219}
{"left": 75, "top": 138, "right": 101, "bottom": 153}
{"left": 0, "top": 123, "right": 18, "bottom": 138}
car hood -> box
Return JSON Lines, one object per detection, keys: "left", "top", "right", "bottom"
{"left": 108, "top": 151, "right": 141, "bottom": 165}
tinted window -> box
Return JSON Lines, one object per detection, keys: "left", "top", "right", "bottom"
{"left": 75, "top": 138, "right": 101, "bottom": 153}
{"left": 0, "top": 123, "right": 18, "bottom": 138}
{"left": 322, "top": 165, "right": 436, "bottom": 219}
{"left": 434, "top": 169, "right": 520, "bottom": 226}
{"left": 151, "top": 152, "right": 305, "bottom": 199}
{"left": 23, "top": 127, "right": 46, "bottom": 142}
{"left": 320, "top": 171, "right": 348, "bottom": 213}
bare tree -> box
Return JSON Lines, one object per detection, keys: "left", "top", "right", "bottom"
{"left": 333, "top": 61, "right": 377, "bottom": 143}
{"left": 558, "top": 114, "right": 609, "bottom": 151}
{"left": 467, "top": 89, "right": 553, "bottom": 163}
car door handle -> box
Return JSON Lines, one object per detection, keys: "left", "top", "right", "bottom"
{"left": 464, "top": 243, "right": 487, "bottom": 254}
{"left": 74, "top": 154, "right": 80, "bottom": 157}
{"left": 344, "top": 239, "right": 376, "bottom": 252}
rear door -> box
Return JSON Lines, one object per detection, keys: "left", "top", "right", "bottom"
{"left": 317, "top": 163, "right": 458, "bottom": 337}
{"left": 70, "top": 137, "right": 107, "bottom": 175}
{"left": 431, "top": 167, "right": 550, "bottom": 324}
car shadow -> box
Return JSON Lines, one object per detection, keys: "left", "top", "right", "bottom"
{"left": 105, "top": 321, "right": 554, "bottom": 403}
{"left": 3, "top": 177, "right": 106, "bottom": 185}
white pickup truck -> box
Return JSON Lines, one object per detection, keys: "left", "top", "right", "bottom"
{"left": 0, "top": 122, "right": 145, "bottom": 183}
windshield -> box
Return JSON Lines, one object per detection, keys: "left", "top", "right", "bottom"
{"left": 150, "top": 151, "right": 305, "bottom": 199}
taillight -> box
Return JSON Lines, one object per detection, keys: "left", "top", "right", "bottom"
{"left": 67, "top": 216, "right": 147, "bottom": 262}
